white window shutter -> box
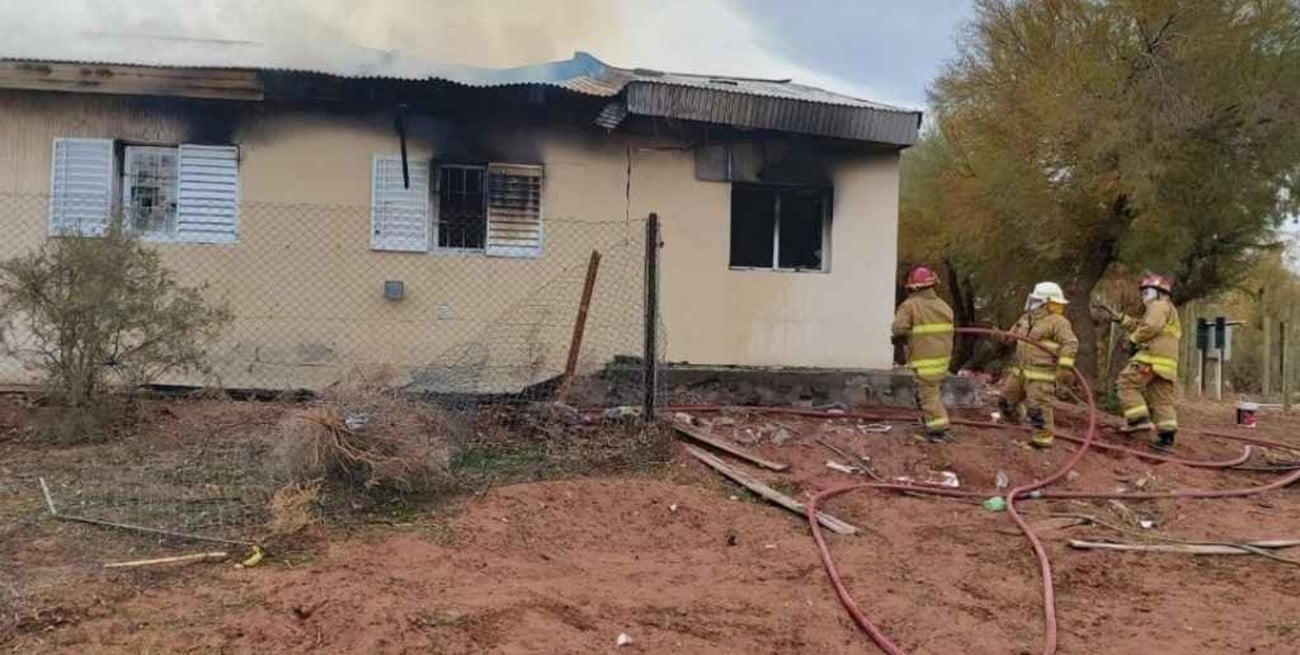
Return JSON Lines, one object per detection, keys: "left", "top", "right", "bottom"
{"left": 371, "top": 156, "right": 430, "bottom": 252}
{"left": 176, "top": 145, "right": 240, "bottom": 243}
{"left": 485, "top": 163, "right": 543, "bottom": 258}
{"left": 49, "top": 138, "right": 114, "bottom": 236}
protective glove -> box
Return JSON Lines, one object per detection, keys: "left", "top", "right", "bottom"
{"left": 1055, "top": 367, "right": 1073, "bottom": 386}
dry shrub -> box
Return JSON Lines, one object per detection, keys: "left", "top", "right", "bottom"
{"left": 269, "top": 369, "right": 454, "bottom": 495}
{"left": 0, "top": 228, "right": 231, "bottom": 421}
{"left": 266, "top": 480, "right": 321, "bottom": 537}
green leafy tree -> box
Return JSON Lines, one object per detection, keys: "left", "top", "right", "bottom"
{"left": 927, "top": 0, "right": 1300, "bottom": 378}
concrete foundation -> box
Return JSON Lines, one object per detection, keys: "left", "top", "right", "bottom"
{"left": 594, "top": 363, "right": 983, "bottom": 410}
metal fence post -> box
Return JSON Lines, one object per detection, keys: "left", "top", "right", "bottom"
{"left": 1284, "top": 311, "right": 1293, "bottom": 414}
{"left": 1257, "top": 289, "right": 1268, "bottom": 400}
{"left": 643, "top": 213, "right": 661, "bottom": 422}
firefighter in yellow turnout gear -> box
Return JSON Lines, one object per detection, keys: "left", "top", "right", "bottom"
{"left": 891, "top": 266, "right": 955, "bottom": 442}
{"left": 999, "top": 282, "right": 1078, "bottom": 449}
{"left": 1111, "top": 273, "right": 1182, "bottom": 451}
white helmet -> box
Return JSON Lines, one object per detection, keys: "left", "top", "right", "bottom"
{"left": 1029, "top": 281, "right": 1069, "bottom": 305}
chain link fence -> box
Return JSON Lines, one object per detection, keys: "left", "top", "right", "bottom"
{"left": 1, "top": 192, "right": 661, "bottom": 401}
{"left": 0, "top": 191, "right": 666, "bottom": 554}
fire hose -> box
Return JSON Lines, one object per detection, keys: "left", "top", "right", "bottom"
{"left": 668, "top": 406, "right": 1258, "bottom": 470}
{"left": 649, "top": 327, "right": 1300, "bottom": 653}
{"left": 798, "top": 326, "right": 1300, "bottom": 654}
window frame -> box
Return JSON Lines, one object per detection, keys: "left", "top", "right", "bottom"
{"left": 120, "top": 143, "right": 181, "bottom": 241}
{"left": 727, "top": 182, "right": 833, "bottom": 274}
{"left": 431, "top": 162, "right": 489, "bottom": 254}
{"left": 369, "top": 158, "right": 545, "bottom": 258}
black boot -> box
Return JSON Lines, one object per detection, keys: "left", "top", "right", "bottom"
{"left": 925, "top": 429, "right": 951, "bottom": 444}
{"left": 1152, "top": 431, "right": 1176, "bottom": 451}
{"left": 997, "top": 398, "right": 1019, "bottom": 425}
{"left": 1026, "top": 406, "right": 1046, "bottom": 430}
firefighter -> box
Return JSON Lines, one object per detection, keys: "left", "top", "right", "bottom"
{"left": 998, "top": 282, "right": 1078, "bottom": 449}
{"left": 891, "top": 266, "right": 955, "bottom": 442}
{"left": 1109, "top": 273, "right": 1182, "bottom": 450}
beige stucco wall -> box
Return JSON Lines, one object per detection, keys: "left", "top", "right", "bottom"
{"left": 0, "top": 90, "right": 897, "bottom": 390}
{"left": 638, "top": 148, "right": 899, "bottom": 369}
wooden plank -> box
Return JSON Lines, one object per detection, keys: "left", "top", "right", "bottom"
{"left": 1069, "top": 539, "right": 1300, "bottom": 555}
{"left": 0, "top": 61, "right": 260, "bottom": 85}
{"left": 686, "top": 446, "right": 856, "bottom": 535}
{"left": 103, "top": 551, "right": 228, "bottom": 569}
{"left": 0, "top": 76, "right": 264, "bottom": 101}
{"left": 0, "top": 62, "right": 263, "bottom": 100}
{"left": 674, "top": 421, "right": 789, "bottom": 471}
{"left": 559, "top": 250, "right": 602, "bottom": 398}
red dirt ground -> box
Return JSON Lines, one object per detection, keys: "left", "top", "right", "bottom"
{"left": 4, "top": 397, "right": 1300, "bottom": 654}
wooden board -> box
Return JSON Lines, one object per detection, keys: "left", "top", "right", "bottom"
{"left": 1069, "top": 539, "right": 1300, "bottom": 555}
{"left": 674, "top": 422, "right": 790, "bottom": 471}
{"left": 686, "top": 446, "right": 856, "bottom": 535}
{"left": 103, "top": 551, "right": 228, "bottom": 568}
{"left": 0, "top": 62, "right": 263, "bottom": 101}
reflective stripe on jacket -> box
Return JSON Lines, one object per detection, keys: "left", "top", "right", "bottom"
{"left": 1007, "top": 308, "right": 1079, "bottom": 380}
{"left": 1125, "top": 299, "right": 1181, "bottom": 381}
{"left": 891, "top": 288, "right": 954, "bottom": 381}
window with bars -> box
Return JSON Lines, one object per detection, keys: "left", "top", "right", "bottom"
{"left": 436, "top": 165, "right": 487, "bottom": 250}
{"left": 371, "top": 158, "right": 543, "bottom": 258}
{"left": 729, "top": 183, "right": 831, "bottom": 272}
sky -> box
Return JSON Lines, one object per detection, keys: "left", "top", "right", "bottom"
{"left": 0, "top": 0, "right": 975, "bottom": 109}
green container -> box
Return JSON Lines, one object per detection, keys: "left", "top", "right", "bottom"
{"left": 982, "top": 496, "right": 1007, "bottom": 512}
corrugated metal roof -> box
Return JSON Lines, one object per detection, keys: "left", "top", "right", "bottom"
{"left": 633, "top": 72, "right": 914, "bottom": 113}
{"left": 1, "top": 37, "right": 444, "bottom": 80}
{"left": 1, "top": 39, "right": 920, "bottom": 145}
{"left": 624, "top": 82, "right": 920, "bottom": 144}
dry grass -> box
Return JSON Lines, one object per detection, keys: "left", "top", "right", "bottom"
{"left": 267, "top": 367, "right": 455, "bottom": 495}
{"left": 265, "top": 480, "right": 321, "bottom": 537}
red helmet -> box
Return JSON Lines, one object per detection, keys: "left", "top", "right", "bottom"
{"left": 906, "top": 266, "right": 938, "bottom": 290}
{"left": 1139, "top": 273, "right": 1173, "bottom": 295}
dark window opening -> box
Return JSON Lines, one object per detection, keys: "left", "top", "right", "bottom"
{"left": 729, "top": 185, "right": 776, "bottom": 268}
{"left": 437, "top": 165, "right": 486, "bottom": 249}
{"left": 729, "top": 183, "right": 829, "bottom": 271}
{"left": 778, "top": 187, "right": 826, "bottom": 269}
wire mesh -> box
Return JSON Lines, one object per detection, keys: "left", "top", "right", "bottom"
{"left": 0, "top": 191, "right": 666, "bottom": 548}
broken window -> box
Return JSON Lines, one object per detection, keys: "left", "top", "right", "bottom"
{"left": 49, "top": 138, "right": 239, "bottom": 242}
{"left": 729, "top": 183, "right": 830, "bottom": 271}
{"left": 123, "top": 146, "right": 179, "bottom": 236}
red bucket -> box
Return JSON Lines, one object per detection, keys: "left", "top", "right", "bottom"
{"left": 1235, "top": 402, "right": 1259, "bottom": 429}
